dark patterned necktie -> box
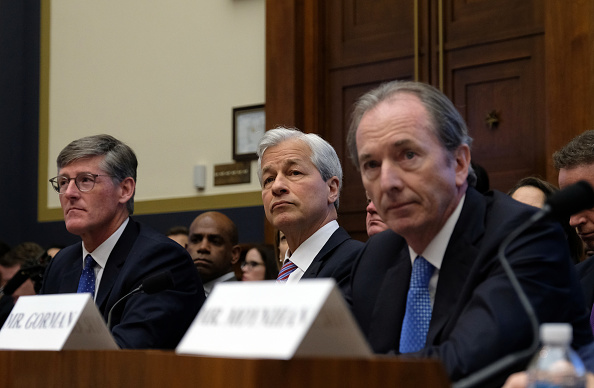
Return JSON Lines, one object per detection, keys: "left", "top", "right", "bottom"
{"left": 77, "top": 254, "right": 97, "bottom": 298}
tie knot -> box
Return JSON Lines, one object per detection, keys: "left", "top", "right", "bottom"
{"left": 84, "top": 255, "right": 96, "bottom": 270}
{"left": 410, "top": 256, "right": 434, "bottom": 288}
{"left": 277, "top": 259, "right": 298, "bottom": 281}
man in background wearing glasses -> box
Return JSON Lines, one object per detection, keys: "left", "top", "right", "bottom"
{"left": 40, "top": 134, "right": 205, "bottom": 349}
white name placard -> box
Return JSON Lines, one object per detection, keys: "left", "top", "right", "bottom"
{"left": 176, "top": 279, "right": 372, "bottom": 359}
{"left": 0, "top": 293, "right": 118, "bottom": 350}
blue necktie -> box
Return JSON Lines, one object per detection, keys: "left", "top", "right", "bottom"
{"left": 399, "top": 256, "right": 435, "bottom": 353}
{"left": 277, "top": 260, "right": 298, "bottom": 282}
{"left": 77, "top": 254, "right": 97, "bottom": 298}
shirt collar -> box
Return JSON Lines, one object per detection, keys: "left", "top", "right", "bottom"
{"left": 82, "top": 217, "right": 129, "bottom": 269}
{"left": 408, "top": 194, "right": 466, "bottom": 270}
{"left": 285, "top": 220, "right": 339, "bottom": 271}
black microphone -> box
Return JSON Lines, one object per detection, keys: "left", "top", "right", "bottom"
{"left": 453, "top": 180, "right": 594, "bottom": 388}
{"left": 1, "top": 269, "right": 31, "bottom": 296}
{"left": 106, "top": 270, "right": 175, "bottom": 330}
{"left": 0, "top": 264, "right": 46, "bottom": 296}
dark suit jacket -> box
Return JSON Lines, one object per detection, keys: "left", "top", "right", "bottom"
{"left": 301, "top": 226, "right": 363, "bottom": 296}
{"left": 349, "top": 188, "right": 592, "bottom": 385}
{"left": 577, "top": 256, "right": 594, "bottom": 311}
{"left": 40, "top": 218, "right": 205, "bottom": 349}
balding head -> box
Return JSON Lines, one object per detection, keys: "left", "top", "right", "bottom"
{"left": 186, "top": 211, "right": 239, "bottom": 283}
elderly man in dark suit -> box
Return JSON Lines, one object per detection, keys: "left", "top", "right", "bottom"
{"left": 40, "top": 134, "right": 204, "bottom": 349}
{"left": 257, "top": 127, "right": 363, "bottom": 294}
{"left": 346, "top": 80, "right": 592, "bottom": 386}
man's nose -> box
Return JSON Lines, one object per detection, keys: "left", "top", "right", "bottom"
{"left": 271, "top": 174, "right": 289, "bottom": 195}
{"left": 379, "top": 161, "right": 404, "bottom": 193}
{"left": 569, "top": 211, "right": 588, "bottom": 228}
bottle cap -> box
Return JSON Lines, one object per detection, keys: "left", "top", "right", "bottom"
{"left": 540, "top": 323, "right": 572, "bottom": 345}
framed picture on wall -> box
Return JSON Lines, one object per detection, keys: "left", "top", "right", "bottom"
{"left": 233, "top": 104, "right": 266, "bottom": 161}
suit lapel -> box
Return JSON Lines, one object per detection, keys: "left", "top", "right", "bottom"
{"left": 302, "top": 227, "right": 348, "bottom": 279}
{"left": 60, "top": 244, "right": 85, "bottom": 293}
{"left": 368, "top": 248, "right": 411, "bottom": 351}
{"left": 427, "top": 188, "right": 486, "bottom": 345}
{"left": 95, "top": 219, "right": 140, "bottom": 313}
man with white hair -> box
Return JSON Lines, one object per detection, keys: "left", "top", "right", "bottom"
{"left": 257, "top": 127, "right": 363, "bottom": 294}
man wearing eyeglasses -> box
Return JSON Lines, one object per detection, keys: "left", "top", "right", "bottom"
{"left": 40, "top": 134, "right": 205, "bottom": 349}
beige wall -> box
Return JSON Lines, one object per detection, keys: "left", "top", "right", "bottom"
{"left": 41, "top": 0, "right": 265, "bottom": 219}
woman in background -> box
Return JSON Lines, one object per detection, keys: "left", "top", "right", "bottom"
{"left": 241, "top": 244, "right": 279, "bottom": 281}
{"left": 508, "top": 176, "right": 585, "bottom": 263}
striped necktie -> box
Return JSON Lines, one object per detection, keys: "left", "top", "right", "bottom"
{"left": 277, "top": 259, "right": 298, "bottom": 282}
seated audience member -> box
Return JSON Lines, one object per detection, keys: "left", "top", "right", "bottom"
{"left": 234, "top": 243, "right": 255, "bottom": 280}
{"left": 1, "top": 242, "right": 46, "bottom": 301}
{"left": 40, "top": 134, "right": 204, "bottom": 349}
{"left": 0, "top": 242, "right": 47, "bottom": 327}
{"left": 257, "top": 127, "right": 364, "bottom": 294}
{"left": 508, "top": 176, "right": 558, "bottom": 208}
{"left": 508, "top": 176, "right": 584, "bottom": 263}
{"left": 241, "top": 244, "right": 279, "bottom": 281}
{"left": 346, "top": 80, "right": 592, "bottom": 385}
{"left": 554, "top": 131, "right": 594, "bottom": 320}
{"left": 365, "top": 193, "right": 389, "bottom": 237}
{"left": 166, "top": 225, "right": 189, "bottom": 248}
{"left": 186, "top": 211, "right": 240, "bottom": 296}
{"left": 274, "top": 229, "right": 288, "bottom": 270}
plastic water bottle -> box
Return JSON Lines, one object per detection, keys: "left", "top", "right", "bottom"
{"left": 527, "top": 323, "right": 587, "bottom": 388}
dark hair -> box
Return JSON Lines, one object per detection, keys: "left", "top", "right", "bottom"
{"left": 471, "top": 161, "right": 490, "bottom": 194}
{"left": 0, "top": 241, "right": 10, "bottom": 261}
{"left": 0, "top": 242, "right": 45, "bottom": 268}
{"left": 553, "top": 130, "right": 594, "bottom": 170}
{"left": 508, "top": 176, "right": 584, "bottom": 264}
{"left": 248, "top": 244, "right": 279, "bottom": 280}
{"left": 166, "top": 225, "right": 189, "bottom": 236}
{"left": 57, "top": 134, "right": 137, "bottom": 214}
{"left": 346, "top": 80, "right": 476, "bottom": 186}
{"left": 508, "top": 176, "right": 558, "bottom": 198}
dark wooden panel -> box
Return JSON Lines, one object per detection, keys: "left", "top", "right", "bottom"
{"left": 449, "top": 36, "right": 545, "bottom": 192}
{"left": 445, "top": 0, "right": 544, "bottom": 49}
{"left": 544, "top": 0, "right": 594, "bottom": 182}
{"left": 326, "top": 0, "right": 417, "bottom": 69}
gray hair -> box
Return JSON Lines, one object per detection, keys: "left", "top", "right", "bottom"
{"left": 553, "top": 130, "right": 594, "bottom": 170}
{"left": 257, "top": 127, "right": 343, "bottom": 209}
{"left": 57, "top": 134, "right": 137, "bottom": 214}
{"left": 346, "top": 80, "right": 476, "bottom": 186}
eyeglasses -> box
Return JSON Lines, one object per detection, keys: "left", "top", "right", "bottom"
{"left": 241, "top": 261, "right": 263, "bottom": 270}
{"left": 49, "top": 173, "right": 110, "bottom": 194}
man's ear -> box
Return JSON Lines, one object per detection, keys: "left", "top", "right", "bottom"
{"left": 326, "top": 176, "right": 340, "bottom": 205}
{"left": 230, "top": 244, "right": 241, "bottom": 265}
{"left": 118, "top": 177, "right": 135, "bottom": 204}
{"left": 454, "top": 144, "right": 471, "bottom": 188}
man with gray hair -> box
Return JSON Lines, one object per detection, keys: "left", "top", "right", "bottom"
{"left": 257, "top": 127, "right": 362, "bottom": 295}
{"left": 40, "top": 134, "right": 205, "bottom": 349}
{"left": 346, "top": 81, "right": 592, "bottom": 385}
